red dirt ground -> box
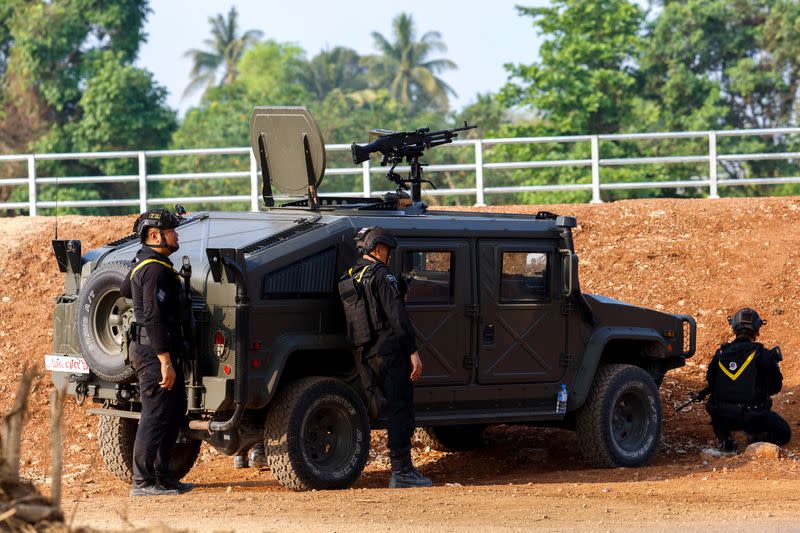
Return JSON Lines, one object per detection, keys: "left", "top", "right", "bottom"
{"left": 3, "top": 197, "right": 800, "bottom": 531}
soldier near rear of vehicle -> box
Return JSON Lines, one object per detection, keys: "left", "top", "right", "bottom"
{"left": 704, "top": 308, "right": 791, "bottom": 453}
{"left": 339, "top": 227, "right": 432, "bottom": 488}
{"left": 120, "top": 209, "right": 194, "bottom": 496}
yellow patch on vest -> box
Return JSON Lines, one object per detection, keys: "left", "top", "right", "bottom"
{"left": 718, "top": 350, "right": 756, "bottom": 381}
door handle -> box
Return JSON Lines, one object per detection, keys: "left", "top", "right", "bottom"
{"left": 483, "top": 324, "right": 495, "bottom": 344}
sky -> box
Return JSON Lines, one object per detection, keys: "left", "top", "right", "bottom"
{"left": 137, "top": 0, "right": 548, "bottom": 116}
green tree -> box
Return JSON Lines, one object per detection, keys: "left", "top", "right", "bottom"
{"left": 640, "top": 0, "right": 800, "bottom": 132}
{"left": 0, "top": 0, "right": 176, "bottom": 215}
{"left": 236, "top": 40, "right": 310, "bottom": 104}
{"left": 298, "top": 47, "right": 369, "bottom": 102}
{"left": 0, "top": 2, "right": 12, "bottom": 80}
{"left": 493, "top": 1, "right": 647, "bottom": 203}
{"left": 183, "top": 6, "right": 264, "bottom": 99}
{"left": 366, "top": 12, "right": 457, "bottom": 113}
{"left": 501, "top": 1, "right": 644, "bottom": 135}
{"left": 162, "top": 41, "right": 311, "bottom": 210}
{"left": 638, "top": 0, "right": 800, "bottom": 195}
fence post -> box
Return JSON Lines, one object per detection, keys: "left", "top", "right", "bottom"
{"left": 590, "top": 136, "right": 602, "bottom": 203}
{"left": 138, "top": 152, "right": 147, "bottom": 212}
{"left": 250, "top": 152, "right": 260, "bottom": 211}
{"left": 708, "top": 131, "right": 719, "bottom": 199}
{"left": 27, "top": 155, "right": 36, "bottom": 216}
{"left": 474, "top": 140, "right": 486, "bottom": 206}
{"left": 362, "top": 160, "right": 371, "bottom": 198}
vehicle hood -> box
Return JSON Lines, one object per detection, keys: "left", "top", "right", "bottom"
{"left": 583, "top": 293, "right": 681, "bottom": 330}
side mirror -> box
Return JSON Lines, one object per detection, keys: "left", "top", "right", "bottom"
{"left": 560, "top": 249, "right": 574, "bottom": 297}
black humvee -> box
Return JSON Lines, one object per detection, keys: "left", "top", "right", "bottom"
{"left": 47, "top": 107, "right": 696, "bottom": 491}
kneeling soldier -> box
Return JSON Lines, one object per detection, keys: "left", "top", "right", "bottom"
{"left": 705, "top": 308, "right": 791, "bottom": 453}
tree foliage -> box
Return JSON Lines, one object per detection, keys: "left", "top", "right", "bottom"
{"left": 0, "top": 0, "right": 176, "bottom": 214}
{"left": 366, "top": 12, "right": 457, "bottom": 113}
{"left": 183, "top": 6, "right": 263, "bottom": 99}
{"left": 494, "top": 0, "right": 800, "bottom": 203}
{"left": 502, "top": 1, "right": 643, "bottom": 135}
{"left": 8, "top": 3, "right": 800, "bottom": 213}
{"left": 298, "top": 47, "right": 369, "bottom": 102}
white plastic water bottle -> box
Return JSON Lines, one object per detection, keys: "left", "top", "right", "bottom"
{"left": 556, "top": 384, "right": 568, "bottom": 414}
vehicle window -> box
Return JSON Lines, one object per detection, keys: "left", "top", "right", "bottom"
{"left": 500, "top": 252, "right": 548, "bottom": 302}
{"left": 403, "top": 251, "right": 453, "bottom": 303}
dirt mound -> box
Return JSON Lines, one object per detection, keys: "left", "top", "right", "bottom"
{"left": 1, "top": 197, "right": 799, "bottom": 497}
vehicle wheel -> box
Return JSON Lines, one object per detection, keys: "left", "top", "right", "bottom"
{"left": 97, "top": 415, "right": 201, "bottom": 483}
{"left": 264, "top": 377, "right": 370, "bottom": 491}
{"left": 414, "top": 425, "right": 487, "bottom": 452}
{"left": 576, "top": 364, "right": 662, "bottom": 468}
{"left": 75, "top": 262, "right": 136, "bottom": 383}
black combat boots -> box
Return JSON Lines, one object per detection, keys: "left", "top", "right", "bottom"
{"left": 389, "top": 456, "right": 432, "bottom": 488}
{"left": 233, "top": 444, "right": 268, "bottom": 469}
{"left": 158, "top": 477, "right": 194, "bottom": 494}
{"left": 248, "top": 444, "right": 268, "bottom": 468}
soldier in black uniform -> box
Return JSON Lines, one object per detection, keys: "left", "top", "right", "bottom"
{"left": 339, "top": 227, "right": 432, "bottom": 488}
{"left": 120, "top": 209, "right": 194, "bottom": 496}
{"left": 705, "top": 308, "right": 791, "bottom": 453}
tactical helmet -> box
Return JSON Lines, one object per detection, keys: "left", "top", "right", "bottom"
{"left": 133, "top": 208, "right": 181, "bottom": 242}
{"left": 355, "top": 226, "right": 397, "bottom": 254}
{"left": 728, "top": 307, "right": 765, "bottom": 335}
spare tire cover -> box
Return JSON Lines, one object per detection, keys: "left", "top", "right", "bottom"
{"left": 75, "top": 262, "right": 136, "bottom": 383}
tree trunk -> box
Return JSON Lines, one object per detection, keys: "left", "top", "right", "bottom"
{"left": 49, "top": 385, "right": 67, "bottom": 511}
{"left": 0, "top": 370, "right": 36, "bottom": 484}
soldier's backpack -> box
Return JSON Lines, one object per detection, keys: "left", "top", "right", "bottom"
{"left": 338, "top": 264, "right": 376, "bottom": 347}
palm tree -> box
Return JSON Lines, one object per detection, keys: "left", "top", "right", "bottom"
{"left": 298, "top": 47, "right": 369, "bottom": 101}
{"left": 367, "top": 13, "right": 457, "bottom": 112}
{"left": 182, "top": 7, "right": 263, "bottom": 98}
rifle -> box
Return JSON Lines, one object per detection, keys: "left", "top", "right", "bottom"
{"left": 675, "top": 386, "right": 711, "bottom": 412}
{"left": 351, "top": 122, "right": 477, "bottom": 204}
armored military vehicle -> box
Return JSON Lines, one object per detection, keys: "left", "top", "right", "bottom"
{"left": 47, "top": 107, "right": 696, "bottom": 491}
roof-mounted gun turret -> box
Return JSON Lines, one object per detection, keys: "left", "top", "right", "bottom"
{"left": 351, "top": 122, "right": 476, "bottom": 207}
{"left": 248, "top": 106, "right": 477, "bottom": 212}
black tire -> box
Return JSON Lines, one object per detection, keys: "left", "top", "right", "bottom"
{"left": 414, "top": 425, "right": 487, "bottom": 452}
{"left": 576, "top": 364, "right": 662, "bottom": 468}
{"left": 97, "top": 415, "right": 201, "bottom": 483}
{"left": 264, "top": 377, "right": 370, "bottom": 491}
{"left": 75, "top": 262, "right": 136, "bottom": 383}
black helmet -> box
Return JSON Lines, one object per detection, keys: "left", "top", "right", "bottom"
{"left": 355, "top": 226, "right": 397, "bottom": 254}
{"left": 728, "top": 307, "right": 765, "bottom": 335}
{"left": 133, "top": 208, "right": 181, "bottom": 241}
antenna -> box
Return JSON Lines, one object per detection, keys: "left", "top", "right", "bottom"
{"left": 54, "top": 160, "right": 59, "bottom": 239}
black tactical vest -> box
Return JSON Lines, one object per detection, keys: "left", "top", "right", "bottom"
{"left": 338, "top": 262, "right": 387, "bottom": 347}
{"left": 712, "top": 345, "right": 759, "bottom": 404}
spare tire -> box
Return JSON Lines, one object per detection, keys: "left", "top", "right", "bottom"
{"left": 76, "top": 261, "right": 136, "bottom": 383}
{"left": 98, "top": 414, "right": 201, "bottom": 483}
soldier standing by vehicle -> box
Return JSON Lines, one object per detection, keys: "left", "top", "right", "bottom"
{"left": 120, "top": 209, "right": 194, "bottom": 496}
{"left": 704, "top": 308, "right": 791, "bottom": 453}
{"left": 339, "top": 227, "right": 432, "bottom": 488}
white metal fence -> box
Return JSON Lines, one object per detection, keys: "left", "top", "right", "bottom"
{"left": 2, "top": 127, "right": 800, "bottom": 215}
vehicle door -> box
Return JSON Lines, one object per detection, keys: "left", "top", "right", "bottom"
{"left": 476, "top": 240, "right": 567, "bottom": 384}
{"left": 392, "top": 239, "right": 471, "bottom": 385}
